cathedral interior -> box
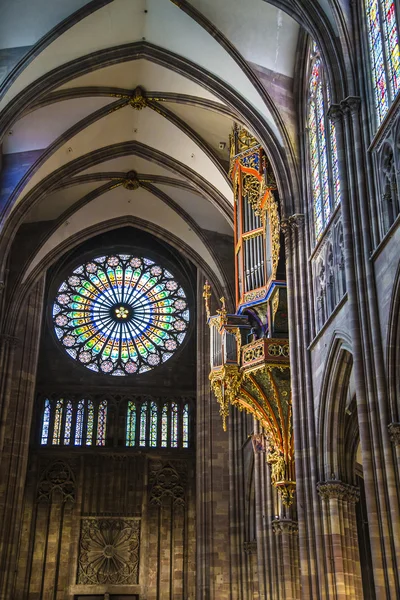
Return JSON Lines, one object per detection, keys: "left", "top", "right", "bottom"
{"left": 0, "top": 1, "right": 399, "bottom": 598}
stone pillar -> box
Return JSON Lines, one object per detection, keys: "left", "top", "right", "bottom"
{"left": 388, "top": 423, "right": 400, "bottom": 483}
{"left": 332, "top": 98, "right": 400, "bottom": 597}
{"left": 317, "top": 481, "right": 362, "bottom": 599}
{"left": 196, "top": 273, "right": 231, "bottom": 600}
{"left": 252, "top": 420, "right": 300, "bottom": 600}
{"left": 0, "top": 277, "right": 45, "bottom": 598}
{"left": 282, "top": 216, "right": 327, "bottom": 599}
{"left": 272, "top": 519, "right": 300, "bottom": 600}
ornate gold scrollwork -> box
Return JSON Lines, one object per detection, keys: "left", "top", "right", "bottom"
{"left": 203, "top": 281, "right": 211, "bottom": 320}
{"left": 128, "top": 86, "right": 148, "bottom": 110}
{"left": 209, "top": 365, "right": 242, "bottom": 431}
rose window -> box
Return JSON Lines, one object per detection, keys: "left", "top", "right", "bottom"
{"left": 52, "top": 254, "right": 189, "bottom": 376}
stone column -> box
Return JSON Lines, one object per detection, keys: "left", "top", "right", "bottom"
{"left": 0, "top": 277, "right": 45, "bottom": 599}
{"left": 282, "top": 215, "right": 327, "bottom": 599}
{"left": 272, "top": 518, "right": 300, "bottom": 600}
{"left": 317, "top": 481, "right": 362, "bottom": 599}
{"left": 252, "top": 420, "right": 300, "bottom": 600}
{"left": 335, "top": 98, "right": 400, "bottom": 597}
{"left": 196, "top": 273, "right": 231, "bottom": 600}
{"left": 388, "top": 423, "right": 400, "bottom": 483}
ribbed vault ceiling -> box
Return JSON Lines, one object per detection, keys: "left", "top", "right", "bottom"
{"left": 0, "top": 0, "right": 309, "bottom": 296}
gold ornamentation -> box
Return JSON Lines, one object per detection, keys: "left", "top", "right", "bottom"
{"left": 216, "top": 296, "right": 227, "bottom": 327}
{"left": 263, "top": 190, "right": 280, "bottom": 280}
{"left": 203, "top": 280, "right": 211, "bottom": 320}
{"left": 209, "top": 365, "right": 242, "bottom": 431}
{"left": 267, "top": 446, "right": 286, "bottom": 484}
{"left": 128, "top": 86, "right": 148, "bottom": 110}
{"left": 111, "top": 170, "right": 140, "bottom": 191}
{"left": 243, "top": 288, "right": 266, "bottom": 303}
{"left": 276, "top": 482, "right": 296, "bottom": 507}
{"left": 241, "top": 338, "right": 290, "bottom": 369}
{"left": 242, "top": 172, "right": 261, "bottom": 212}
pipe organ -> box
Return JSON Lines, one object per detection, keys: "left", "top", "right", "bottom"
{"left": 205, "top": 126, "right": 295, "bottom": 507}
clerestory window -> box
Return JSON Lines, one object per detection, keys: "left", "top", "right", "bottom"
{"left": 307, "top": 43, "right": 341, "bottom": 241}
{"left": 365, "top": 0, "right": 400, "bottom": 125}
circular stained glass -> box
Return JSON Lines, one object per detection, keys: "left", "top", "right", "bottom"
{"left": 52, "top": 254, "right": 190, "bottom": 376}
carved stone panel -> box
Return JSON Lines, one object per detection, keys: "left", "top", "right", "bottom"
{"left": 311, "top": 210, "right": 346, "bottom": 332}
{"left": 148, "top": 460, "right": 187, "bottom": 507}
{"left": 37, "top": 459, "right": 76, "bottom": 503}
{"left": 77, "top": 518, "right": 140, "bottom": 585}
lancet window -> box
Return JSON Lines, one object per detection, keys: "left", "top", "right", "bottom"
{"left": 126, "top": 398, "right": 191, "bottom": 449}
{"left": 40, "top": 395, "right": 192, "bottom": 449}
{"left": 41, "top": 397, "right": 104, "bottom": 446}
{"left": 307, "top": 43, "right": 341, "bottom": 241}
{"left": 365, "top": 0, "right": 400, "bottom": 124}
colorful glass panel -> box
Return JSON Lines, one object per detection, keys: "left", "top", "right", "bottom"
{"left": 139, "top": 402, "right": 147, "bottom": 447}
{"left": 41, "top": 399, "right": 51, "bottom": 445}
{"left": 171, "top": 403, "right": 178, "bottom": 448}
{"left": 52, "top": 399, "right": 63, "bottom": 445}
{"left": 161, "top": 403, "right": 168, "bottom": 447}
{"left": 52, "top": 254, "right": 189, "bottom": 376}
{"left": 182, "top": 403, "right": 189, "bottom": 449}
{"left": 64, "top": 400, "right": 73, "bottom": 445}
{"left": 126, "top": 401, "right": 136, "bottom": 446}
{"left": 149, "top": 402, "right": 158, "bottom": 447}
{"left": 308, "top": 49, "right": 341, "bottom": 240}
{"left": 366, "top": 0, "right": 390, "bottom": 121}
{"left": 96, "top": 400, "right": 107, "bottom": 446}
{"left": 382, "top": 0, "right": 400, "bottom": 97}
{"left": 86, "top": 400, "right": 94, "bottom": 446}
{"left": 75, "top": 400, "right": 84, "bottom": 445}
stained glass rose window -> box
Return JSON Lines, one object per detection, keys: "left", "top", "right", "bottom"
{"left": 52, "top": 254, "right": 189, "bottom": 376}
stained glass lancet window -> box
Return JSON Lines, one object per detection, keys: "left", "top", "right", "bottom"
{"left": 86, "top": 400, "right": 94, "bottom": 446}
{"left": 126, "top": 401, "right": 136, "bottom": 446}
{"left": 308, "top": 43, "right": 341, "bottom": 240}
{"left": 52, "top": 254, "right": 189, "bottom": 376}
{"left": 52, "top": 399, "right": 63, "bottom": 445}
{"left": 64, "top": 400, "right": 73, "bottom": 445}
{"left": 41, "top": 399, "right": 51, "bottom": 445}
{"left": 149, "top": 402, "right": 158, "bottom": 447}
{"left": 139, "top": 402, "right": 148, "bottom": 447}
{"left": 171, "top": 403, "right": 178, "bottom": 448}
{"left": 365, "top": 0, "right": 400, "bottom": 124}
{"left": 161, "top": 403, "right": 168, "bottom": 448}
{"left": 182, "top": 403, "right": 189, "bottom": 449}
{"left": 75, "top": 400, "right": 84, "bottom": 445}
{"left": 96, "top": 400, "right": 107, "bottom": 446}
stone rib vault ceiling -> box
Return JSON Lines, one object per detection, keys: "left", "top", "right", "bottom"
{"left": 0, "top": 0, "right": 304, "bottom": 295}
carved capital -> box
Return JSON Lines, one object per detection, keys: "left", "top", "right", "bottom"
{"left": 317, "top": 480, "right": 359, "bottom": 503}
{"left": 388, "top": 422, "right": 400, "bottom": 446}
{"left": 327, "top": 103, "right": 343, "bottom": 124}
{"left": 281, "top": 213, "right": 304, "bottom": 252}
{"left": 272, "top": 518, "right": 299, "bottom": 535}
{"left": 340, "top": 96, "right": 361, "bottom": 115}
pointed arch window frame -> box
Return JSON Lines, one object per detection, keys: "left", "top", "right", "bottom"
{"left": 306, "top": 43, "right": 341, "bottom": 242}
{"left": 364, "top": 0, "right": 400, "bottom": 125}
